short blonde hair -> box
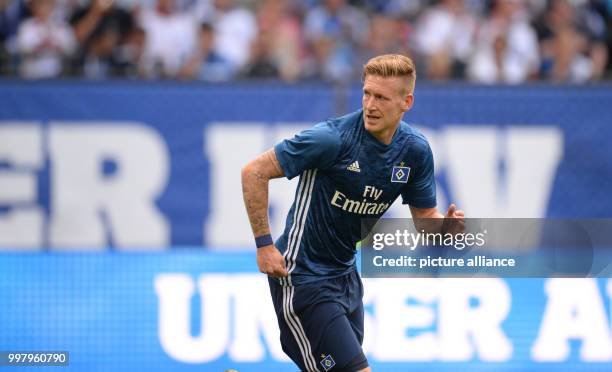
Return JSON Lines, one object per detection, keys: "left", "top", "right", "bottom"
{"left": 362, "top": 54, "right": 416, "bottom": 95}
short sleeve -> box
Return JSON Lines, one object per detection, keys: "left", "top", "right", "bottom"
{"left": 274, "top": 122, "right": 341, "bottom": 179}
{"left": 401, "top": 141, "right": 437, "bottom": 208}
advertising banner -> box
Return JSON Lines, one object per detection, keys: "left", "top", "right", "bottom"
{"left": 1, "top": 82, "right": 611, "bottom": 249}
{"left": 1, "top": 252, "right": 611, "bottom": 371}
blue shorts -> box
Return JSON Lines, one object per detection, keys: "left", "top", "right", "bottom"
{"left": 268, "top": 269, "right": 369, "bottom": 372}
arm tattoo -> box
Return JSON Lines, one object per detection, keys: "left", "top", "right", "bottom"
{"left": 241, "top": 149, "right": 284, "bottom": 237}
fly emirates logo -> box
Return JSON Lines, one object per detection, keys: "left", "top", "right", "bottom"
{"left": 331, "top": 185, "right": 390, "bottom": 215}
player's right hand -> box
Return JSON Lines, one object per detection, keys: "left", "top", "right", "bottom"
{"left": 257, "top": 245, "right": 288, "bottom": 278}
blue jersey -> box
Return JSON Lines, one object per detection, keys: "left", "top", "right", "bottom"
{"left": 274, "top": 109, "right": 436, "bottom": 286}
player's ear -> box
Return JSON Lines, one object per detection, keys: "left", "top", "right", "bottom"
{"left": 401, "top": 93, "right": 414, "bottom": 112}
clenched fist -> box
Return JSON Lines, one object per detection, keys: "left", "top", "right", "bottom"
{"left": 257, "top": 245, "right": 288, "bottom": 278}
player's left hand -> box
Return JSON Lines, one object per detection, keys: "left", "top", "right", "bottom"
{"left": 442, "top": 203, "right": 465, "bottom": 235}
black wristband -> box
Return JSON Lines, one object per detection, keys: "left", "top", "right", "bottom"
{"left": 255, "top": 234, "right": 273, "bottom": 248}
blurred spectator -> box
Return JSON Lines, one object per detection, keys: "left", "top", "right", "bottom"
{"left": 533, "top": 0, "right": 608, "bottom": 82}
{"left": 1, "top": 0, "right": 31, "bottom": 74}
{"left": 138, "top": 0, "right": 197, "bottom": 78}
{"left": 112, "top": 24, "right": 146, "bottom": 78}
{"left": 69, "top": 0, "right": 134, "bottom": 78}
{"left": 303, "top": 0, "right": 369, "bottom": 81}
{"left": 198, "top": 0, "right": 257, "bottom": 75}
{"left": 603, "top": 0, "right": 612, "bottom": 78}
{"left": 525, "top": 0, "right": 549, "bottom": 16}
{"left": 243, "top": 0, "right": 302, "bottom": 81}
{"left": 352, "top": 0, "right": 426, "bottom": 19}
{"left": 179, "top": 22, "right": 233, "bottom": 81}
{"left": 1, "top": 0, "right": 610, "bottom": 82}
{"left": 361, "top": 13, "right": 409, "bottom": 63}
{"left": 243, "top": 14, "right": 279, "bottom": 78}
{"left": 414, "top": 0, "right": 477, "bottom": 80}
{"left": 55, "top": 0, "right": 83, "bottom": 22}
{"left": 0, "top": 0, "right": 31, "bottom": 44}
{"left": 16, "top": 0, "right": 75, "bottom": 78}
{"left": 468, "top": 0, "right": 540, "bottom": 84}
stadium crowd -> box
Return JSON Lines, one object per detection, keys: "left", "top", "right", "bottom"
{"left": 0, "top": 0, "right": 610, "bottom": 83}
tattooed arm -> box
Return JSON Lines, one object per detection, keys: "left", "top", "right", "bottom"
{"left": 241, "top": 149, "right": 288, "bottom": 277}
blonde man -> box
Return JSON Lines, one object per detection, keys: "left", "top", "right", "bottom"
{"left": 242, "top": 54, "right": 464, "bottom": 371}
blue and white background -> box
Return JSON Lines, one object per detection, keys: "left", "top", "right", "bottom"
{"left": 1, "top": 81, "right": 612, "bottom": 370}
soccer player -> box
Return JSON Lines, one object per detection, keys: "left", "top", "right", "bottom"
{"left": 241, "top": 54, "right": 464, "bottom": 371}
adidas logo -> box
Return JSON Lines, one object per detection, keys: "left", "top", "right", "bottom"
{"left": 347, "top": 161, "right": 361, "bottom": 173}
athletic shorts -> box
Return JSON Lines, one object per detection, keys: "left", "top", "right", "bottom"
{"left": 268, "top": 269, "right": 369, "bottom": 372}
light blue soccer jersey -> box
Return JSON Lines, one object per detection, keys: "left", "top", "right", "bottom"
{"left": 274, "top": 109, "right": 436, "bottom": 285}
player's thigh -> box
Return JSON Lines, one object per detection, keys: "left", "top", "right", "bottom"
{"left": 347, "top": 270, "right": 365, "bottom": 345}
{"left": 308, "top": 302, "right": 366, "bottom": 371}
{"left": 268, "top": 279, "right": 316, "bottom": 371}
{"left": 347, "top": 298, "right": 364, "bottom": 345}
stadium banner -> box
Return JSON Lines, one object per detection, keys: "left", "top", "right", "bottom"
{"left": 0, "top": 82, "right": 611, "bottom": 249}
{"left": 0, "top": 252, "right": 611, "bottom": 371}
